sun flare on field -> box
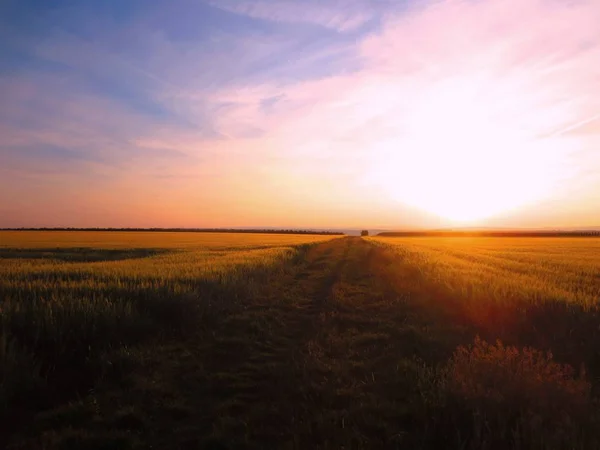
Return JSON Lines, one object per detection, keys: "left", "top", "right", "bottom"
{"left": 368, "top": 79, "right": 572, "bottom": 224}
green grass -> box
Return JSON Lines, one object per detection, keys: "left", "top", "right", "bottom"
{"left": 2, "top": 232, "right": 600, "bottom": 449}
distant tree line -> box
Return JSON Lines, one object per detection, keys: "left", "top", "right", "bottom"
{"left": 2, "top": 227, "right": 344, "bottom": 236}
{"left": 378, "top": 231, "right": 600, "bottom": 238}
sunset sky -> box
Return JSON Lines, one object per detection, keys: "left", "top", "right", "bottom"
{"left": 1, "top": 0, "right": 599, "bottom": 229}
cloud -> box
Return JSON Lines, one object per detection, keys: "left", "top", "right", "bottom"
{"left": 205, "top": 0, "right": 375, "bottom": 31}
{"left": 0, "top": 72, "right": 211, "bottom": 183}
{"left": 197, "top": 0, "right": 600, "bottom": 223}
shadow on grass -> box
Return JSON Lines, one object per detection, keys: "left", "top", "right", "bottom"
{"left": 1, "top": 243, "right": 314, "bottom": 448}
{"left": 0, "top": 248, "right": 170, "bottom": 262}
{"left": 414, "top": 337, "right": 597, "bottom": 450}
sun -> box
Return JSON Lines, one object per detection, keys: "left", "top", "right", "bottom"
{"left": 365, "top": 81, "right": 571, "bottom": 224}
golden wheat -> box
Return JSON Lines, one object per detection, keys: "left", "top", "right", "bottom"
{"left": 370, "top": 237, "right": 600, "bottom": 306}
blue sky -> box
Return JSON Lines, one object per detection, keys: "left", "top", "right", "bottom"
{"left": 0, "top": 0, "right": 376, "bottom": 150}
{"left": 1, "top": 0, "right": 599, "bottom": 228}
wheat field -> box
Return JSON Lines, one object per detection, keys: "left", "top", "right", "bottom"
{"left": 0, "top": 230, "right": 336, "bottom": 249}
{"left": 370, "top": 237, "right": 600, "bottom": 306}
{"left": 0, "top": 231, "right": 337, "bottom": 432}
{"left": 4, "top": 232, "right": 600, "bottom": 449}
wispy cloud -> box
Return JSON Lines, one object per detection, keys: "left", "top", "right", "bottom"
{"left": 205, "top": 0, "right": 376, "bottom": 31}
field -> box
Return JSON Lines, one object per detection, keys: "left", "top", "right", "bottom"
{"left": 0, "top": 232, "right": 334, "bottom": 446}
{"left": 371, "top": 237, "right": 600, "bottom": 305}
{"left": 2, "top": 232, "right": 600, "bottom": 449}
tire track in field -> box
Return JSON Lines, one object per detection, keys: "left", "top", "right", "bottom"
{"left": 192, "top": 237, "right": 356, "bottom": 447}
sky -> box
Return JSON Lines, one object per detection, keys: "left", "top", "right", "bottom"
{"left": 1, "top": 0, "right": 599, "bottom": 229}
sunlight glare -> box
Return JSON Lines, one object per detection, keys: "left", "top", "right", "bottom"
{"left": 366, "top": 79, "right": 572, "bottom": 223}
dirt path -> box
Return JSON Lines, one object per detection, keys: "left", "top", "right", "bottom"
{"left": 13, "top": 237, "right": 445, "bottom": 449}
